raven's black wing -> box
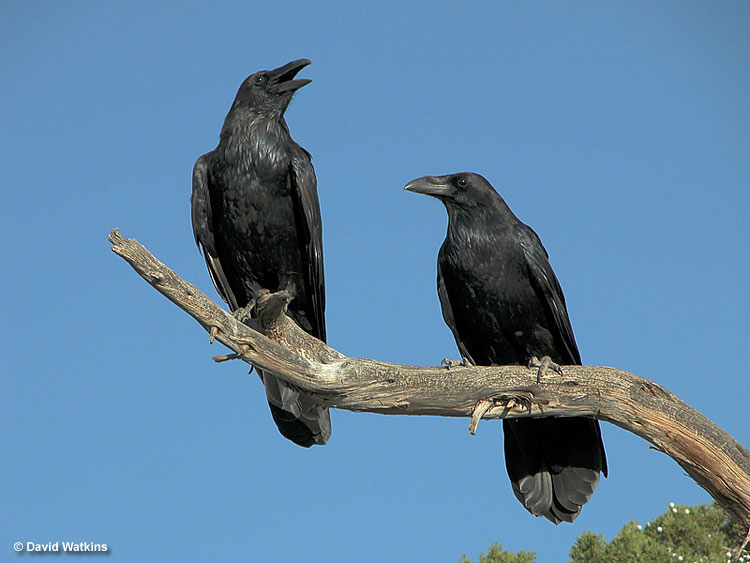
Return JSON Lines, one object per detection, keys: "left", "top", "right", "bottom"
{"left": 508, "top": 224, "right": 606, "bottom": 523}
{"left": 193, "top": 150, "right": 330, "bottom": 447}
{"left": 262, "top": 147, "right": 329, "bottom": 446}
{"left": 437, "top": 261, "right": 475, "bottom": 366}
{"left": 289, "top": 147, "right": 326, "bottom": 342}
{"left": 515, "top": 223, "right": 581, "bottom": 365}
{"left": 191, "top": 153, "right": 239, "bottom": 311}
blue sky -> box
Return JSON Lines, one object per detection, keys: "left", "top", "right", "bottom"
{"left": 2, "top": 2, "right": 748, "bottom": 562}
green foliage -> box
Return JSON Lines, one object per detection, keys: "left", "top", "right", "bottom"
{"left": 569, "top": 521, "right": 670, "bottom": 562}
{"left": 570, "top": 502, "right": 746, "bottom": 563}
{"left": 460, "top": 503, "right": 747, "bottom": 563}
{"left": 567, "top": 531, "right": 606, "bottom": 562}
{"left": 459, "top": 541, "right": 536, "bottom": 563}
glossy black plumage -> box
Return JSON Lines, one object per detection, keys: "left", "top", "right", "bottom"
{"left": 406, "top": 172, "right": 607, "bottom": 523}
{"left": 191, "top": 59, "right": 329, "bottom": 447}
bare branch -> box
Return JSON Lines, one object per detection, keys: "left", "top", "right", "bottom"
{"left": 109, "top": 228, "right": 750, "bottom": 531}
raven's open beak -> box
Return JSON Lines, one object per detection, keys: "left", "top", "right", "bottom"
{"left": 404, "top": 176, "right": 452, "bottom": 197}
{"left": 269, "top": 59, "right": 312, "bottom": 93}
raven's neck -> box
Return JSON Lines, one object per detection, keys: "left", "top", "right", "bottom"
{"left": 220, "top": 109, "right": 293, "bottom": 172}
{"left": 445, "top": 200, "right": 519, "bottom": 246}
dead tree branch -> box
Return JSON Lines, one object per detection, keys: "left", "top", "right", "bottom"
{"left": 108, "top": 228, "right": 750, "bottom": 531}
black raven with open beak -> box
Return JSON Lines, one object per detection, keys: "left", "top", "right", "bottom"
{"left": 192, "top": 59, "right": 329, "bottom": 447}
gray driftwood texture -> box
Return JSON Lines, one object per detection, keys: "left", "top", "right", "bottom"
{"left": 109, "top": 229, "right": 750, "bottom": 536}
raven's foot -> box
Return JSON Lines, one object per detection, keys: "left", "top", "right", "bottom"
{"left": 528, "top": 355, "right": 564, "bottom": 384}
{"left": 442, "top": 358, "right": 467, "bottom": 369}
{"left": 232, "top": 298, "right": 257, "bottom": 324}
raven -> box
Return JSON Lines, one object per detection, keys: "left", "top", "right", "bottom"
{"left": 405, "top": 172, "right": 607, "bottom": 523}
{"left": 191, "top": 59, "right": 329, "bottom": 447}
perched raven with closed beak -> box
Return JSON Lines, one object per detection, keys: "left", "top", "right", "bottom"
{"left": 191, "top": 59, "right": 329, "bottom": 447}
{"left": 405, "top": 172, "right": 607, "bottom": 523}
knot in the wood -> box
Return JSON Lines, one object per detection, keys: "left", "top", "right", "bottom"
{"left": 255, "top": 289, "right": 293, "bottom": 331}
{"left": 498, "top": 390, "right": 536, "bottom": 414}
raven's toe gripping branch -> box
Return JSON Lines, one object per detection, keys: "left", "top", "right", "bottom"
{"left": 231, "top": 297, "right": 257, "bottom": 325}
{"left": 210, "top": 289, "right": 293, "bottom": 365}
{"left": 528, "top": 355, "right": 564, "bottom": 384}
{"left": 441, "top": 358, "right": 468, "bottom": 369}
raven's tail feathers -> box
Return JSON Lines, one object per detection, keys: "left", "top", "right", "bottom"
{"left": 262, "top": 370, "right": 331, "bottom": 447}
{"left": 503, "top": 417, "right": 607, "bottom": 524}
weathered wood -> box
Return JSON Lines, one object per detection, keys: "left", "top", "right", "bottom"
{"left": 109, "top": 228, "right": 750, "bottom": 533}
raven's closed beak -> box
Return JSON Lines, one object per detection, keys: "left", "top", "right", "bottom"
{"left": 404, "top": 176, "right": 452, "bottom": 197}
{"left": 269, "top": 59, "right": 312, "bottom": 93}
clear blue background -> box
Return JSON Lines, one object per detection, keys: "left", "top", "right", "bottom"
{"left": 3, "top": 2, "right": 748, "bottom": 562}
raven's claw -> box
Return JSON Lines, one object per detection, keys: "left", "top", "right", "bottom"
{"left": 528, "top": 355, "right": 564, "bottom": 384}
{"left": 442, "top": 358, "right": 467, "bottom": 369}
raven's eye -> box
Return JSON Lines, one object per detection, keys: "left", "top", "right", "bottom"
{"left": 456, "top": 177, "right": 468, "bottom": 188}
{"left": 252, "top": 75, "right": 266, "bottom": 85}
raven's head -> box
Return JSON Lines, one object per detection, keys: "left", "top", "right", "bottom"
{"left": 404, "top": 172, "right": 501, "bottom": 209}
{"left": 232, "top": 59, "right": 312, "bottom": 117}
